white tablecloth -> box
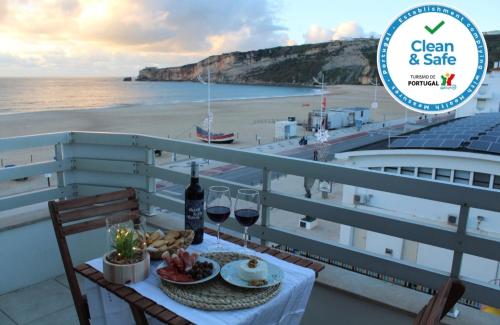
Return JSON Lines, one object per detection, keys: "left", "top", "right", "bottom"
{"left": 84, "top": 234, "right": 315, "bottom": 325}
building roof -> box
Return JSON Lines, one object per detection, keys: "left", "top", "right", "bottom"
{"left": 334, "top": 107, "right": 369, "bottom": 112}
{"left": 389, "top": 113, "right": 500, "bottom": 155}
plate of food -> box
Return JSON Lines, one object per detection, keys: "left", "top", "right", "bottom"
{"left": 220, "top": 258, "right": 283, "bottom": 288}
{"left": 155, "top": 248, "right": 220, "bottom": 285}
{"left": 146, "top": 229, "right": 194, "bottom": 260}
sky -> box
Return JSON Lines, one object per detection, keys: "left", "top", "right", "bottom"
{"left": 0, "top": 0, "right": 498, "bottom": 77}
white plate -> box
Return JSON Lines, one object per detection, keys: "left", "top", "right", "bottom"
{"left": 220, "top": 260, "right": 283, "bottom": 288}
{"left": 155, "top": 256, "right": 220, "bottom": 285}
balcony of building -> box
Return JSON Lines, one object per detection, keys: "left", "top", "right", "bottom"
{"left": 0, "top": 131, "right": 499, "bottom": 324}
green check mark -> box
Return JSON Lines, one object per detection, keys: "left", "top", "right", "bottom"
{"left": 425, "top": 20, "right": 445, "bottom": 34}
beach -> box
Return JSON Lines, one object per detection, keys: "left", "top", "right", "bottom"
{"left": 0, "top": 84, "right": 417, "bottom": 171}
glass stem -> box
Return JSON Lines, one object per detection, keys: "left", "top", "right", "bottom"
{"left": 244, "top": 226, "right": 248, "bottom": 248}
{"left": 216, "top": 223, "right": 221, "bottom": 244}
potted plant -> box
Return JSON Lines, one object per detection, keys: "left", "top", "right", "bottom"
{"left": 103, "top": 219, "right": 150, "bottom": 284}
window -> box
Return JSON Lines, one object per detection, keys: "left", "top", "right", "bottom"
{"left": 401, "top": 167, "right": 415, "bottom": 176}
{"left": 473, "top": 172, "right": 490, "bottom": 188}
{"left": 494, "top": 175, "right": 500, "bottom": 190}
{"left": 417, "top": 167, "right": 432, "bottom": 179}
{"left": 368, "top": 167, "right": 382, "bottom": 171}
{"left": 453, "top": 170, "right": 470, "bottom": 184}
{"left": 361, "top": 111, "right": 364, "bottom": 117}
{"left": 435, "top": 169, "right": 451, "bottom": 182}
{"left": 384, "top": 166, "right": 398, "bottom": 174}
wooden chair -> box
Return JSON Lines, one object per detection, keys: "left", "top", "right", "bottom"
{"left": 414, "top": 278, "right": 466, "bottom": 325}
{"left": 49, "top": 188, "right": 147, "bottom": 325}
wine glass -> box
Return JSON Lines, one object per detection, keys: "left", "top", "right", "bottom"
{"left": 234, "top": 189, "right": 260, "bottom": 250}
{"left": 206, "top": 186, "right": 231, "bottom": 251}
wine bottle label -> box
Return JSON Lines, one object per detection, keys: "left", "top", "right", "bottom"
{"left": 185, "top": 199, "right": 204, "bottom": 231}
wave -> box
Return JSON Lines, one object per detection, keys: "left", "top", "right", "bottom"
{"left": 0, "top": 78, "right": 320, "bottom": 115}
{"left": 193, "top": 89, "right": 323, "bottom": 103}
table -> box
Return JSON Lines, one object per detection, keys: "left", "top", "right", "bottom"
{"left": 76, "top": 229, "right": 324, "bottom": 325}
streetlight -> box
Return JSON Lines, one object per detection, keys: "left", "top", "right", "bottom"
{"left": 370, "top": 78, "right": 379, "bottom": 110}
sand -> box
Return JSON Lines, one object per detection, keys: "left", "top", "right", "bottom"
{"left": 0, "top": 84, "right": 418, "bottom": 195}
{"left": 0, "top": 84, "right": 415, "bottom": 148}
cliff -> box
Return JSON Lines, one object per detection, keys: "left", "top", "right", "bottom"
{"left": 137, "top": 34, "right": 500, "bottom": 86}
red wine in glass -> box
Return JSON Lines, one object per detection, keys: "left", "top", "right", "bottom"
{"left": 235, "top": 189, "right": 260, "bottom": 249}
{"left": 235, "top": 209, "right": 259, "bottom": 227}
{"left": 207, "top": 206, "right": 231, "bottom": 223}
{"left": 207, "top": 186, "right": 231, "bottom": 250}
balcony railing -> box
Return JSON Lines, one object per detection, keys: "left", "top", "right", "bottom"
{"left": 1, "top": 131, "right": 499, "bottom": 308}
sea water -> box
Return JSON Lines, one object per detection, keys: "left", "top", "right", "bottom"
{"left": 0, "top": 78, "right": 318, "bottom": 114}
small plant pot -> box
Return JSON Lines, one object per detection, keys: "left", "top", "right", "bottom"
{"left": 103, "top": 252, "right": 150, "bottom": 284}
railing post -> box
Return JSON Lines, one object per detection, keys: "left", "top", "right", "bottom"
{"left": 450, "top": 203, "right": 470, "bottom": 278}
{"left": 447, "top": 203, "right": 469, "bottom": 319}
{"left": 54, "top": 142, "right": 67, "bottom": 199}
{"left": 141, "top": 145, "right": 156, "bottom": 217}
{"left": 260, "top": 167, "right": 271, "bottom": 245}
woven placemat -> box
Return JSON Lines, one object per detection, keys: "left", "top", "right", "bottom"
{"left": 159, "top": 252, "right": 281, "bottom": 310}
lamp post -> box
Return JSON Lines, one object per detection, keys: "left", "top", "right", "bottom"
{"left": 197, "top": 67, "right": 213, "bottom": 163}
{"left": 370, "top": 78, "right": 379, "bottom": 110}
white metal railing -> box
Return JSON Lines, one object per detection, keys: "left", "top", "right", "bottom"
{"left": 1, "top": 131, "right": 499, "bottom": 307}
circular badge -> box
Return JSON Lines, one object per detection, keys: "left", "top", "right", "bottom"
{"left": 377, "top": 4, "right": 488, "bottom": 114}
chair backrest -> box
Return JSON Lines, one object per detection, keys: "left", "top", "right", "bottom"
{"left": 414, "top": 278, "right": 466, "bottom": 325}
{"left": 48, "top": 188, "right": 140, "bottom": 325}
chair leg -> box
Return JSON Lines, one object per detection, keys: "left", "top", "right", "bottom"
{"left": 83, "top": 294, "right": 90, "bottom": 322}
{"left": 130, "top": 304, "right": 148, "bottom": 325}
{"left": 75, "top": 303, "right": 91, "bottom": 325}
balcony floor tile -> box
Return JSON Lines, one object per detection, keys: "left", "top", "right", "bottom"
{"left": 302, "top": 283, "right": 414, "bottom": 325}
{"left": 25, "top": 306, "right": 77, "bottom": 325}
{"left": 54, "top": 274, "right": 86, "bottom": 294}
{"left": 0, "top": 279, "right": 73, "bottom": 324}
{"left": 0, "top": 310, "right": 16, "bottom": 325}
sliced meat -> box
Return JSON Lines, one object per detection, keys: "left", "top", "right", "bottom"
{"left": 157, "top": 266, "right": 193, "bottom": 282}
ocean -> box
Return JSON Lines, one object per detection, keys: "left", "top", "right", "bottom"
{"left": 0, "top": 78, "right": 318, "bottom": 114}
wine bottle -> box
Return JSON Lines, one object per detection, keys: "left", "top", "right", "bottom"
{"left": 185, "top": 161, "right": 204, "bottom": 244}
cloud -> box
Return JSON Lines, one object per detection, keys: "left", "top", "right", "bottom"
{"left": 332, "top": 21, "right": 365, "bottom": 39}
{"left": 303, "top": 21, "right": 366, "bottom": 43}
{"left": 303, "top": 24, "right": 334, "bottom": 43}
{"left": 0, "top": 0, "right": 7, "bottom": 21}
{"left": 0, "top": 0, "right": 290, "bottom": 75}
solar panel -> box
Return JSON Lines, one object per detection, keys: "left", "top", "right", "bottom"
{"left": 440, "top": 139, "right": 463, "bottom": 148}
{"left": 389, "top": 113, "right": 500, "bottom": 154}
{"left": 467, "top": 140, "right": 492, "bottom": 151}
{"left": 480, "top": 135, "right": 498, "bottom": 142}
{"left": 391, "top": 139, "right": 409, "bottom": 147}
{"left": 490, "top": 143, "right": 500, "bottom": 154}
{"left": 406, "top": 139, "right": 426, "bottom": 147}
{"left": 438, "top": 134, "right": 456, "bottom": 139}
{"left": 423, "top": 139, "right": 444, "bottom": 147}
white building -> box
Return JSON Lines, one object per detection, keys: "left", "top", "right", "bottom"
{"left": 308, "top": 107, "right": 371, "bottom": 131}
{"left": 456, "top": 63, "right": 500, "bottom": 117}
{"left": 275, "top": 120, "right": 298, "bottom": 139}
{"left": 335, "top": 107, "right": 371, "bottom": 125}
{"left": 335, "top": 113, "right": 500, "bottom": 286}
